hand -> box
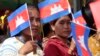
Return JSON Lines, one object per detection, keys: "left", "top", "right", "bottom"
{"left": 19, "top": 41, "right": 37, "bottom": 55}
{"left": 68, "top": 49, "right": 72, "bottom": 54}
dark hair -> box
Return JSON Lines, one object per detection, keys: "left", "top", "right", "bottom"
{"left": 16, "top": 0, "right": 39, "bottom": 10}
{"left": 82, "top": 5, "right": 94, "bottom": 27}
{"left": 51, "top": 14, "right": 72, "bottom": 25}
{"left": 0, "top": 35, "right": 7, "bottom": 43}
{"left": 43, "top": 23, "right": 52, "bottom": 37}
{"left": 82, "top": 4, "right": 96, "bottom": 36}
{"left": 27, "top": 3, "right": 39, "bottom": 12}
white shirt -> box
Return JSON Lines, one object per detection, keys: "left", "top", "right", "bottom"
{"left": 0, "top": 37, "right": 43, "bottom": 56}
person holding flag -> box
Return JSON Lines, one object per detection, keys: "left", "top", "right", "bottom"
{"left": 43, "top": 14, "right": 77, "bottom": 56}
{"left": 0, "top": 4, "right": 43, "bottom": 56}
{"left": 38, "top": 0, "right": 77, "bottom": 56}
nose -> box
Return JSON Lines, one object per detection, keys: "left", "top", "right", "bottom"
{"left": 63, "top": 23, "right": 70, "bottom": 29}
{"left": 31, "top": 19, "right": 38, "bottom": 26}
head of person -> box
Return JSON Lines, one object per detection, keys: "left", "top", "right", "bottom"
{"left": 21, "top": 4, "right": 41, "bottom": 40}
{"left": 50, "top": 14, "right": 72, "bottom": 39}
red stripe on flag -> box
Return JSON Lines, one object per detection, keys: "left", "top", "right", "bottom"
{"left": 40, "top": 0, "right": 69, "bottom": 19}
{"left": 76, "top": 25, "right": 90, "bottom": 56}
{"left": 9, "top": 9, "right": 29, "bottom": 32}
{"left": 80, "top": 46, "right": 90, "bottom": 56}
{"left": 76, "top": 16, "right": 86, "bottom": 24}
{"left": 75, "top": 25, "right": 85, "bottom": 39}
{"left": 9, "top": 19, "right": 16, "bottom": 32}
{"left": 74, "top": 16, "right": 86, "bottom": 38}
{"left": 77, "top": 16, "right": 86, "bottom": 24}
{"left": 75, "top": 16, "right": 88, "bottom": 56}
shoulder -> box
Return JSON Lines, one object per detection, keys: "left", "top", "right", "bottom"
{"left": 44, "top": 40, "right": 60, "bottom": 56}
{"left": 1, "top": 37, "right": 18, "bottom": 46}
{"left": 0, "top": 37, "right": 17, "bottom": 49}
{"left": 44, "top": 37, "right": 62, "bottom": 51}
{"left": 0, "top": 37, "right": 22, "bottom": 52}
{"left": 0, "top": 36, "right": 27, "bottom": 56}
{"left": 0, "top": 37, "right": 18, "bottom": 56}
{"left": 46, "top": 37, "right": 61, "bottom": 46}
{"left": 0, "top": 37, "right": 24, "bottom": 56}
{"left": 47, "top": 36, "right": 64, "bottom": 45}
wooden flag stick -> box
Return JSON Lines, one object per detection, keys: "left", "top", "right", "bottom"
{"left": 41, "top": 24, "right": 44, "bottom": 39}
{"left": 71, "top": 21, "right": 97, "bottom": 32}
{"left": 28, "top": 19, "right": 34, "bottom": 41}
{"left": 70, "top": 11, "right": 97, "bottom": 32}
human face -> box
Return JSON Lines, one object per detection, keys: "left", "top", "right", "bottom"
{"left": 52, "top": 15, "right": 71, "bottom": 38}
{"left": 22, "top": 7, "right": 40, "bottom": 37}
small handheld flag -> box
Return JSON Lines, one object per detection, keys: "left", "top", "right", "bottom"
{"left": 71, "top": 10, "right": 92, "bottom": 56}
{"left": 38, "top": 0, "right": 71, "bottom": 24}
{"left": 7, "top": 3, "right": 29, "bottom": 36}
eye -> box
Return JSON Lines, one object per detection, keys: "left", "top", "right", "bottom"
{"left": 36, "top": 18, "right": 40, "bottom": 22}
{"left": 67, "top": 21, "right": 71, "bottom": 25}
{"left": 59, "top": 20, "right": 71, "bottom": 25}
{"left": 59, "top": 21, "right": 65, "bottom": 24}
{"left": 29, "top": 17, "right": 40, "bottom": 22}
{"left": 30, "top": 17, "right": 34, "bottom": 22}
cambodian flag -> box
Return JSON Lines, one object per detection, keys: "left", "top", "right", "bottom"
{"left": 71, "top": 10, "right": 92, "bottom": 56}
{"left": 89, "top": 0, "right": 100, "bottom": 31}
{"left": 38, "top": 0, "right": 71, "bottom": 24}
{"left": 7, "top": 3, "right": 29, "bottom": 36}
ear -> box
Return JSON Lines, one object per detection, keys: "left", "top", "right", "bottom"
{"left": 50, "top": 24, "right": 55, "bottom": 31}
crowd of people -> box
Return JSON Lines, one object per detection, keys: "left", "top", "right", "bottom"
{"left": 0, "top": 0, "right": 100, "bottom": 56}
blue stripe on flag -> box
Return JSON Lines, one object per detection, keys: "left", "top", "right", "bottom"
{"left": 8, "top": 4, "right": 27, "bottom": 22}
{"left": 74, "top": 10, "right": 82, "bottom": 19}
{"left": 10, "top": 21, "right": 29, "bottom": 36}
{"left": 71, "top": 23, "right": 83, "bottom": 56}
{"left": 38, "top": 0, "right": 59, "bottom": 8}
{"left": 84, "top": 27, "right": 92, "bottom": 56}
{"left": 41, "top": 9, "right": 70, "bottom": 24}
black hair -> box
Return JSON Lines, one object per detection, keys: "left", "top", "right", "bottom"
{"left": 16, "top": 0, "right": 39, "bottom": 11}
{"left": 82, "top": 3, "right": 96, "bottom": 36}
{"left": 51, "top": 14, "right": 72, "bottom": 25}
{"left": 43, "top": 23, "right": 52, "bottom": 37}
{"left": 82, "top": 5, "right": 94, "bottom": 27}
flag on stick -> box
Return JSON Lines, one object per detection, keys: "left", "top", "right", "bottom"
{"left": 38, "top": 0, "right": 71, "bottom": 24}
{"left": 7, "top": 3, "right": 29, "bottom": 36}
{"left": 71, "top": 10, "right": 92, "bottom": 56}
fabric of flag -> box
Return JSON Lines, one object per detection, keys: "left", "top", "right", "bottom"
{"left": 7, "top": 3, "right": 29, "bottom": 36}
{"left": 71, "top": 10, "right": 92, "bottom": 56}
{"left": 89, "top": 0, "right": 100, "bottom": 31}
{"left": 38, "top": 0, "right": 71, "bottom": 24}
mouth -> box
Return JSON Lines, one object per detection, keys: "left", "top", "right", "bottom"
{"left": 63, "top": 30, "right": 71, "bottom": 34}
{"left": 32, "top": 28, "right": 38, "bottom": 32}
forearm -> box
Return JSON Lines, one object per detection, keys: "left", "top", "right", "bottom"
{"left": 68, "top": 39, "right": 76, "bottom": 54}
{"left": 70, "top": 39, "right": 76, "bottom": 50}
{"left": 18, "top": 48, "right": 43, "bottom": 56}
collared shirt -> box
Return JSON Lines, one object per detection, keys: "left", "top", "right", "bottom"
{"left": 44, "top": 36, "right": 77, "bottom": 56}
